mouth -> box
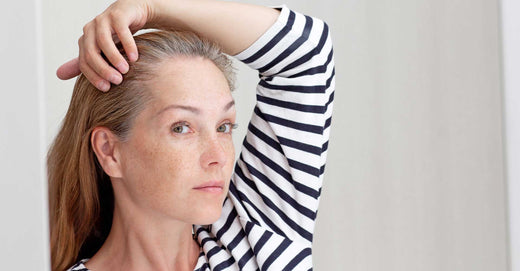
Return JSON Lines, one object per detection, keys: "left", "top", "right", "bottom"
{"left": 193, "top": 181, "right": 225, "bottom": 193}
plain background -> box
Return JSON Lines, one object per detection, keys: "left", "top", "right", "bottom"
{"left": 1, "top": 0, "right": 518, "bottom": 270}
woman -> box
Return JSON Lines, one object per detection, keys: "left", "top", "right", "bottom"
{"left": 50, "top": 0, "right": 335, "bottom": 270}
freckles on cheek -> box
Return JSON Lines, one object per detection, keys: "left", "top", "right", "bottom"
{"left": 127, "top": 140, "right": 165, "bottom": 191}
{"left": 141, "top": 142, "right": 187, "bottom": 192}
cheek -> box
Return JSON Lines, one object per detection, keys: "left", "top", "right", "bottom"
{"left": 223, "top": 138, "right": 236, "bottom": 175}
{"left": 121, "top": 138, "right": 190, "bottom": 199}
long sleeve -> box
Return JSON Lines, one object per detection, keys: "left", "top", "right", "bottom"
{"left": 193, "top": 5, "right": 335, "bottom": 270}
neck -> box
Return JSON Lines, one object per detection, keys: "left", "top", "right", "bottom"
{"left": 85, "top": 200, "right": 200, "bottom": 271}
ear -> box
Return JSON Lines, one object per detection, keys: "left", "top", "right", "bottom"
{"left": 91, "top": 127, "right": 123, "bottom": 178}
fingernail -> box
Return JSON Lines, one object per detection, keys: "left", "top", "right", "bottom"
{"left": 128, "top": 52, "right": 138, "bottom": 62}
{"left": 98, "top": 81, "right": 110, "bottom": 92}
{"left": 117, "top": 62, "right": 129, "bottom": 74}
{"left": 110, "top": 74, "right": 122, "bottom": 85}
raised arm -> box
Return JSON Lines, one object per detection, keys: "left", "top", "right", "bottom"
{"left": 191, "top": 7, "right": 334, "bottom": 269}
{"left": 56, "top": 0, "right": 279, "bottom": 91}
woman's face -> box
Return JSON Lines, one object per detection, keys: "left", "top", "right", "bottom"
{"left": 116, "top": 56, "right": 236, "bottom": 225}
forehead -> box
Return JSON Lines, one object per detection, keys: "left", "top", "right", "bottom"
{"left": 146, "top": 56, "right": 232, "bottom": 112}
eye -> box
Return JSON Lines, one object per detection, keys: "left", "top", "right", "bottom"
{"left": 171, "top": 122, "right": 190, "bottom": 134}
{"left": 217, "top": 122, "right": 238, "bottom": 133}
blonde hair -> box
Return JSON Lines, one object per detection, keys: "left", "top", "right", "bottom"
{"left": 47, "top": 30, "right": 234, "bottom": 271}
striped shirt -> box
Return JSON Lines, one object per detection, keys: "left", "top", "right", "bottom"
{"left": 68, "top": 5, "right": 335, "bottom": 271}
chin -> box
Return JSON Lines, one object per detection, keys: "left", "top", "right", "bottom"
{"left": 191, "top": 205, "right": 224, "bottom": 225}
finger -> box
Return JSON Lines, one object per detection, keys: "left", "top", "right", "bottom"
{"left": 114, "top": 20, "right": 138, "bottom": 62}
{"left": 78, "top": 34, "right": 112, "bottom": 91}
{"left": 81, "top": 63, "right": 111, "bottom": 92}
{"left": 96, "top": 21, "right": 129, "bottom": 74}
{"left": 83, "top": 27, "right": 123, "bottom": 85}
{"left": 56, "top": 58, "right": 81, "bottom": 80}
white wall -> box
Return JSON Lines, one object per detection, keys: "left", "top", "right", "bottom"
{"left": 0, "top": 0, "right": 49, "bottom": 269}
{"left": 501, "top": 0, "right": 520, "bottom": 270}
{"left": 41, "top": 0, "right": 509, "bottom": 271}
{"left": 311, "top": 0, "right": 509, "bottom": 269}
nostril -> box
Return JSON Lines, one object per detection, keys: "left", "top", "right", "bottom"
{"left": 200, "top": 139, "right": 228, "bottom": 168}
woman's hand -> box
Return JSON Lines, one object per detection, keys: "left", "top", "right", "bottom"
{"left": 57, "top": 0, "right": 279, "bottom": 92}
{"left": 56, "top": 0, "right": 155, "bottom": 91}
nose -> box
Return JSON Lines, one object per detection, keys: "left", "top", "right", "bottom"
{"left": 200, "top": 135, "right": 229, "bottom": 169}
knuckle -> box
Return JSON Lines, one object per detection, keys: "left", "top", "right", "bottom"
{"left": 83, "top": 51, "right": 92, "bottom": 63}
{"left": 93, "top": 15, "right": 104, "bottom": 25}
{"left": 78, "top": 60, "right": 87, "bottom": 73}
{"left": 82, "top": 22, "right": 92, "bottom": 34}
{"left": 108, "top": 10, "right": 122, "bottom": 21}
{"left": 101, "top": 68, "right": 113, "bottom": 80}
{"left": 89, "top": 77, "right": 100, "bottom": 87}
{"left": 95, "top": 31, "right": 106, "bottom": 46}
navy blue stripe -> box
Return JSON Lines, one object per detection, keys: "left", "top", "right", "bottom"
{"left": 227, "top": 181, "right": 249, "bottom": 214}
{"left": 195, "top": 226, "right": 208, "bottom": 238}
{"left": 200, "top": 236, "right": 218, "bottom": 247}
{"left": 326, "top": 90, "right": 335, "bottom": 108}
{"left": 194, "top": 262, "right": 209, "bottom": 271}
{"left": 258, "top": 15, "right": 313, "bottom": 73}
{"left": 216, "top": 208, "right": 238, "bottom": 240}
{"left": 282, "top": 247, "right": 312, "bottom": 271}
{"left": 238, "top": 248, "right": 255, "bottom": 269}
{"left": 257, "top": 89, "right": 334, "bottom": 116}
{"left": 235, "top": 160, "right": 316, "bottom": 220}
{"left": 324, "top": 116, "right": 332, "bottom": 129}
{"left": 242, "top": 139, "right": 320, "bottom": 199}
{"left": 206, "top": 245, "right": 222, "bottom": 259}
{"left": 236, "top": 189, "right": 287, "bottom": 238}
{"left": 320, "top": 164, "right": 326, "bottom": 175}
{"left": 236, "top": 164, "right": 313, "bottom": 241}
{"left": 254, "top": 107, "right": 323, "bottom": 134}
{"left": 241, "top": 11, "right": 296, "bottom": 64}
{"left": 244, "top": 219, "right": 254, "bottom": 235}
{"left": 213, "top": 256, "right": 236, "bottom": 271}
{"left": 227, "top": 228, "right": 247, "bottom": 251}
{"left": 261, "top": 239, "right": 292, "bottom": 270}
{"left": 259, "top": 80, "right": 325, "bottom": 94}
{"left": 281, "top": 23, "right": 330, "bottom": 76}
{"left": 258, "top": 66, "right": 335, "bottom": 94}
{"left": 322, "top": 141, "right": 329, "bottom": 153}
{"left": 257, "top": 94, "right": 325, "bottom": 113}
{"left": 237, "top": 164, "right": 316, "bottom": 224}
{"left": 253, "top": 230, "right": 273, "bottom": 254}
{"left": 229, "top": 179, "right": 261, "bottom": 226}
{"left": 248, "top": 123, "right": 283, "bottom": 154}
{"left": 278, "top": 135, "right": 322, "bottom": 155}
{"left": 229, "top": 176, "right": 260, "bottom": 225}
{"left": 288, "top": 47, "right": 333, "bottom": 78}
{"left": 287, "top": 158, "right": 320, "bottom": 177}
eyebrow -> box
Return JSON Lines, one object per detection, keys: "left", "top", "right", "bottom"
{"left": 157, "top": 100, "right": 235, "bottom": 116}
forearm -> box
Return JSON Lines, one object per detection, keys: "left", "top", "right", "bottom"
{"left": 151, "top": 0, "right": 279, "bottom": 55}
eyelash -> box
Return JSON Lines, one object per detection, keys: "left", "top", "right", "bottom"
{"left": 219, "top": 122, "right": 239, "bottom": 133}
{"left": 170, "top": 122, "right": 238, "bottom": 134}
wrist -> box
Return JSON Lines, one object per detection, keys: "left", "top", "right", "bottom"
{"left": 146, "top": 0, "right": 191, "bottom": 30}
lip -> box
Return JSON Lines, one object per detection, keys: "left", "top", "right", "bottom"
{"left": 193, "top": 180, "right": 225, "bottom": 193}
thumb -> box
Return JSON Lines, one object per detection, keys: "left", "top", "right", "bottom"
{"left": 56, "top": 58, "right": 81, "bottom": 80}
